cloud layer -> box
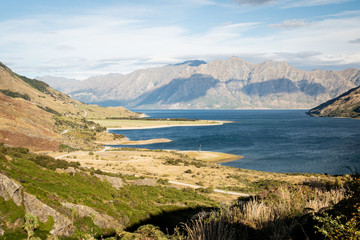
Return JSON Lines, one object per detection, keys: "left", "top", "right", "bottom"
{"left": 0, "top": 1, "right": 359, "bottom": 79}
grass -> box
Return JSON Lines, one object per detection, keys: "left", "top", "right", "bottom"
{"left": 0, "top": 144, "right": 216, "bottom": 238}
{"left": 180, "top": 183, "right": 348, "bottom": 240}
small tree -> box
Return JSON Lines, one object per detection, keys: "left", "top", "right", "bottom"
{"left": 24, "top": 213, "right": 40, "bottom": 240}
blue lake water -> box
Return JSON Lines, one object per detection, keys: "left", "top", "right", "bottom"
{"left": 109, "top": 110, "right": 360, "bottom": 175}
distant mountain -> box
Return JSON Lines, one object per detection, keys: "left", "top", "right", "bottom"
{"left": 0, "top": 62, "right": 139, "bottom": 151}
{"left": 37, "top": 75, "right": 81, "bottom": 93}
{"left": 41, "top": 57, "right": 360, "bottom": 109}
{"left": 307, "top": 86, "right": 360, "bottom": 119}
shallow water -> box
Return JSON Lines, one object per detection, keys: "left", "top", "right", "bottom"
{"left": 109, "top": 110, "right": 360, "bottom": 175}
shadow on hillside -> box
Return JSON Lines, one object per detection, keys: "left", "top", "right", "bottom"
{"left": 125, "top": 206, "right": 215, "bottom": 235}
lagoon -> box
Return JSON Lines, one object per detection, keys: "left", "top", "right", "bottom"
{"left": 109, "top": 110, "right": 360, "bottom": 175}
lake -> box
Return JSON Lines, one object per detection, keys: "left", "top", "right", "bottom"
{"left": 109, "top": 110, "right": 360, "bottom": 175}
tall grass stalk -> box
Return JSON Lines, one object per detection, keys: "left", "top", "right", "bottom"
{"left": 182, "top": 185, "right": 346, "bottom": 240}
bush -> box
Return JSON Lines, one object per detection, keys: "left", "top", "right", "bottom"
{"left": 313, "top": 173, "right": 360, "bottom": 239}
{"left": 157, "top": 178, "right": 169, "bottom": 185}
{"left": 15, "top": 74, "right": 50, "bottom": 94}
{"left": 0, "top": 89, "right": 30, "bottom": 101}
{"left": 29, "top": 154, "right": 80, "bottom": 170}
{"left": 197, "top": 186, "right": 214, "bottom": 194}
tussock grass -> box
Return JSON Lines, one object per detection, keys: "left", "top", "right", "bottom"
{"left": 181, "top": 184, "right": 347, "bottom": 240}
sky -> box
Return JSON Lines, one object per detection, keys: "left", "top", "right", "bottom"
{"left": 0, "top": 0, "right": 359, "bottom": 80}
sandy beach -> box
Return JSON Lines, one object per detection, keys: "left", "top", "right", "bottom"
{"left": 96, "top": 138, "right": 172, "bottom": 145}
{"left": 93, "top": 119, "right": 232, "bottom": 130}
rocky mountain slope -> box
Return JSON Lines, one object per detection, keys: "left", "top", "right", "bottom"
{"left": 0, "top": 62, "right": 139, "bottom": 151}
{"left": 307, "top": 86, "right": 360, "bottom": 119}
{"left": 41, "top": 57, "right": 360, "bottom": 109}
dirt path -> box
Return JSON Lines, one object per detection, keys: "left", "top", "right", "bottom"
{"left": 168, "top": 181, "right": 250, "bottom": 197}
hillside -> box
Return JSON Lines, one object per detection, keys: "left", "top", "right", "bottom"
{"left": 40, "top": 57, "right": 360, "bottom": 109}
{"left": 0, "top": 144, "right": 216, "bottom": 239}
{"left": 307, "top": 86, "right": 360, "bottom": 119}
{"left": 0, "top": 62, "right": 140, "bottom": 151}
{"left": 1, "top": 143, "right": 357, "bottom": 239}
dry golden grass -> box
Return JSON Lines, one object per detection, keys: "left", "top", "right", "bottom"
{"left": 52, "top": 147, "right": 346, "bottom": 204}
{"left": 182, "top": 185, "right": 347, "bottom": 240}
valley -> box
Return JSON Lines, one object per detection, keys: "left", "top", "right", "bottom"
{"left": 0, "top": 61, "right": 359, "bottom": 239}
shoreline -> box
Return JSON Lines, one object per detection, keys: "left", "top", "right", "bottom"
{"left": 101, "top": 119, "right": 241, "bottom": 163}
{"left": 96, "top": 138, "right": 172, "bottom": 145}
{"left": 107, "top": 120, "right": 232, "bottom": 130}
{"left": 178, "top": 150, "right": 243, "bottom": 164}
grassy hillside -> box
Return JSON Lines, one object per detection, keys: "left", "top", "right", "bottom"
{"left": 0, "top": 62, "right": 140, "bottom": 151}
{"left": 1, "top": 144, "right": 357, "bottom": 239}
{"left": 307, "top": 86, "right": 360, "bottom": 119}
{"left": 0, "top": 144, "right": 216, "bottom": 239}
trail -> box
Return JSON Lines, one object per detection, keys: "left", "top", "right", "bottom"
{"left": 168, "top": 180, "right": 250, "bottom": 197}
{"left": 74, "top": 104, "right": 87, "bottom": 117}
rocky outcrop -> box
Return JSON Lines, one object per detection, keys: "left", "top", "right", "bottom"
{"left": 0, "top": 173, "right": 74, "bottom": 236}
{"left": 41, "top": 57, "right": 360, "bottom": 109}
{"left": 0, "top": 173, "right": 22, "bottom": 206}
{"left": 95, "top": 174, "right": 124, "bottom": 189}
{"left": 23, "top": 193, "right": 75, "bottom": 236}
{"left": 61, "top": 202, "right": 122, "bottom": 229}
{"left": 130, "top": 178, "right": 157, "bottom": 186}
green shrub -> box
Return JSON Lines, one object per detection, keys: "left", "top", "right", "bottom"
{"left": 157, "top": 178, "right": 169, "bottom": 185}
{"left": 197, "top": 186, "right": 214, "bottom": 194}
{"left": 37, "top": 105, "right": 60, "bottom": 115}
{"left": 59, "top": 144, "right": 77, "bottom": 152}
{"left": 29, "top": 154, "right": 80, "bottom": 170}
{"left": 15, "top": 74, "right": 50, "bottom": 94}
{"left": 313, "top": 173, "right": 360, "bottom": 239}
{"left": 0, "top": 89, "right": 30, "bottom": 101}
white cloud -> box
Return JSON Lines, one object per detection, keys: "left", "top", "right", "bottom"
{"left": 269, "top": 19, "right": 310, "bottom": 28}
{"left": 0, "top": 4, "right": 359, "bottom": 79}
{"left": 282, "top": 0, "right": 351, "bottom": 8}
{"left": 232, "top": 0, "right": 350, "bottom": 7}
{"left": 232, "top": 0, "right": 275, "bottom": 5}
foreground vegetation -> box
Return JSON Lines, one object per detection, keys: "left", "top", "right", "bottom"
{"left": 1, "top": 144, "right": 358, "bottom": 239}
{"left": 0, "top": 144, "right": 216, "bottom": 239}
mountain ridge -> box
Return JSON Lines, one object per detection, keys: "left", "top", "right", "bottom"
{"left": 0, "top": 62, "right": 139, "bottom": 151}
{"left": 307, "top": 85, "right": 360, "bottom": 119}
{"left": 40, "top": 57, "right": 360, "bottom": 109}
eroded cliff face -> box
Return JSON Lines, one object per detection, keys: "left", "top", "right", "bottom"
{"left": 307, "top": 86, "right": 360, "bottom": 119}
{"left": 0, "top": 172, "right": 124, "bottom": 236}
{"left": 41, "top": 57, "right": 360, "bottom": 109}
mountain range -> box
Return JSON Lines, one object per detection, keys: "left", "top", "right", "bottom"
{"left": 39, "top": 57, "right": 360, "bottom": 109}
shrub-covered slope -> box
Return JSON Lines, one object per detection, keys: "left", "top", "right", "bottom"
{"left": 0, "top": 144, "right": 215, "bottom": 239}
{"left": 0, "top": 62, "right": 140, "bottom": 151}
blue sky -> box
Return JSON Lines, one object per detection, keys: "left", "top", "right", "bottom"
{"left": 0, "top": 0, "right": 359, "bottom": 79}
